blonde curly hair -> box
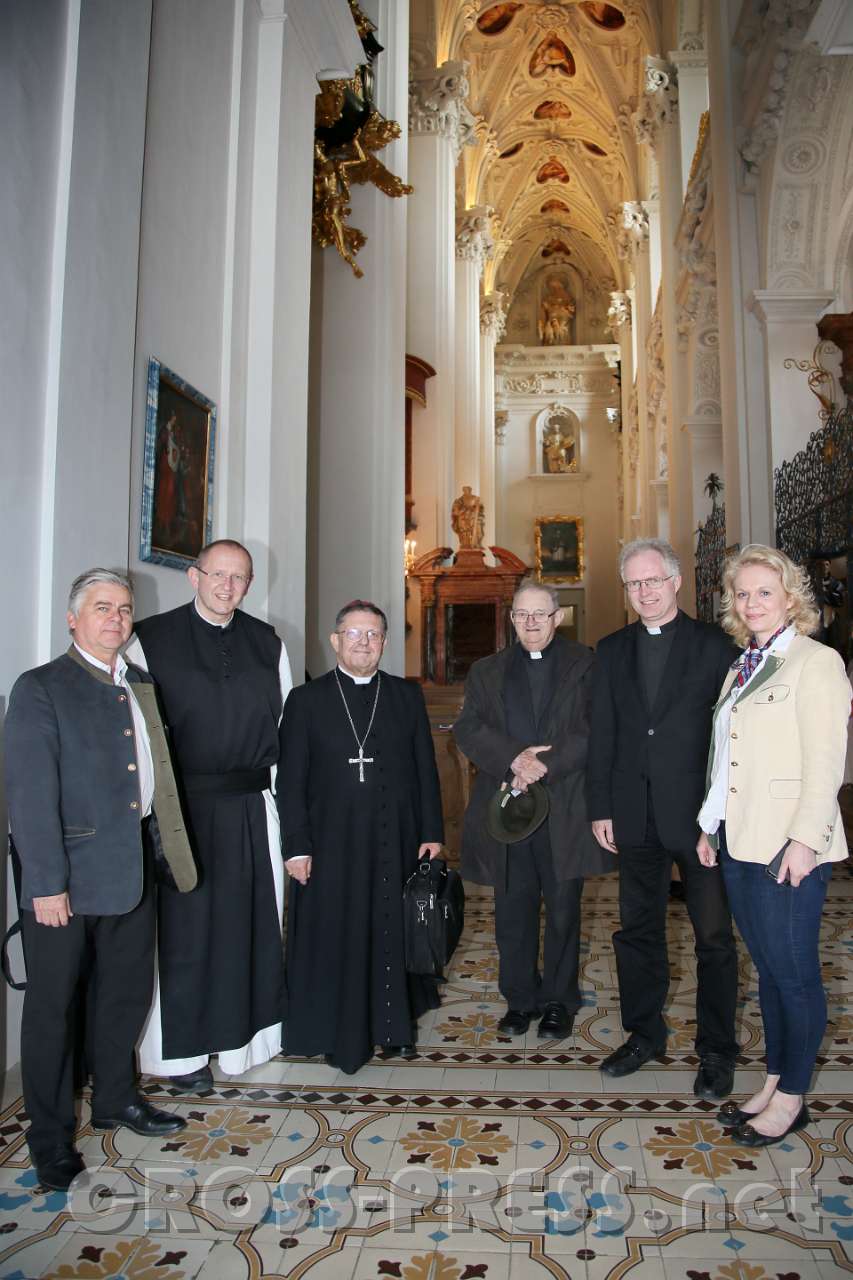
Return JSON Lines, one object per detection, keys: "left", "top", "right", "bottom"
{"left": 719, "top": 543, "right": 820, "bottom": 647}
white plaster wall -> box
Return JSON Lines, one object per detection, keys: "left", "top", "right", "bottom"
{"left": 0, "top": 0, "right": 70, "bottom": 1075}
{"left": 129, "top": 0, "right": 235, "bottom": 623}
{"left": 0, "top": 0, "right": 152, "bottom": 1072}
{"left": 495, "top": 398, "right": 624, "bottom": 647}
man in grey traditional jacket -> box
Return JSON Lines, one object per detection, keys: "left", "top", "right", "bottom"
{"left": 5, "top": 568, "right": 196, "bottom": 1192}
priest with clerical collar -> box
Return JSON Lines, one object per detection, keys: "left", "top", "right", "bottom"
{"left": 454, "top": 578, "right": 614, "bottom": 1043}
{"left": 279, "top": 599, "right": 444, "bottom": 1075}
{"left": 586, "top": 537, "right": 740, "bottom": 1101}
{"left": 126, "top": 539, "right": 293, "bottom": 1092}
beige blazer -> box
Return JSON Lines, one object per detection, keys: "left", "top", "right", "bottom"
{"left": 703, "top": 633, "right": 850, "bottom": 864}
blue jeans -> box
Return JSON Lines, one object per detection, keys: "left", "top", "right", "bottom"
{"left": 719, "top": 824, "right": 831, "bottom": 1095}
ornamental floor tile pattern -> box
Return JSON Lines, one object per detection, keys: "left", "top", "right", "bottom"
{"left": 2, "top": 810, "right": 853, "bottom": 1277}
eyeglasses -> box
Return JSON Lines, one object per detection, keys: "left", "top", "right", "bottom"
{"left": 338, "top": 628, "right": 385, "bottom": 644}
{"left": 511, "top": 609, "right": 558, "bottom": 623}
{"left": 623, "top": 575, "right": 673, "bottom": 592}
{"left": 196, "top": 568, "right": 252, "bottom": 587}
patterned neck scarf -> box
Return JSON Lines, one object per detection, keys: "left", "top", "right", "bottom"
{"left": 733, "top": 623, "right": 788, "bottom": 688}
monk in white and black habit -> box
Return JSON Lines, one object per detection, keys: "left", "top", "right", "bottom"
{"left": 279, "top": 600, "right": 443, "bottom": 1075}
{"left": 126, "top": 540, "right": 293, "bottom": 1091}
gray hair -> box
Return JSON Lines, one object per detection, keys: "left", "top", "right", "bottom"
{"left": 513, "top": 577, "right": 560, "bottom": 611}
{"left": 68, "top": 568, "right": 133, "bottom": 617}
{"left": 335, "top": 598, "right": 388, "bottom": 633}
{"left": 619, "top": 538, "right": 681, "bottom": 581}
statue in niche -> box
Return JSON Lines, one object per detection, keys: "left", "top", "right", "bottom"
{"left": 543, "top": 422, "right": 576, "bottom": 473}
{"left": 538, "top": 273, "right": 575, "bottom": 345}
{"left": 451, "top": 485, "right": 485, "bottom": 548}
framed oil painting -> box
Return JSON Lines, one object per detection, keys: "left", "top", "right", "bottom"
{"left": 140, "top": 358, "right": 216, "bottom": 569}
{"left": 534, "top": 515, "right": 584, "bottom": 583}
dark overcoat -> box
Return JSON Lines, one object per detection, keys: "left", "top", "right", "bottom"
{"left": 453, "top": 636, "right": 616, "bottom": 886}
{"left": 585, "top": 612, "right": 737, "bottom": 851}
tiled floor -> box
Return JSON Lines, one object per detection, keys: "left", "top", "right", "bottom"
{"left": 2, "top": 867, "right": 853, "bottom": 1279}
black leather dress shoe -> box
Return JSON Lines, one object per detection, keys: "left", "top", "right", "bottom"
{"left": 717, "top": 1099, "right": 755, "bottom": 1129}
{"left": 537, "top": 1002, "right": 573, "bottom": 1039}
{"left": 169, "top": 1064, "right": 214, "bottom": 1095}
{"left": 32, "top": 1146, "right": 85, "bottom": 1192}
{"left": 601, "top": 1039, "right": 664, "bottom": 1077}
{"left": 693, "top": 1053, "right": 735, "bottom": 1100}
{"left": 497, "top": 1008, "right": 539, "bottom": 1036}
{"left": 734, "top": 1102, "right": 810, "bottom": 1148}
{"left": 91, "top": 1100, "right": 186, "bottom": 1136}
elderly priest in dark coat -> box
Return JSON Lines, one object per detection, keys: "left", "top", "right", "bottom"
{"left": 279, "top": 599, "right": 444, "bottom": 1075}
{"left": 454, "top": 578, "right": 614, "bottom": 1040}
{"left": 5, "top": 568, "right": 195, "bottom": 1192}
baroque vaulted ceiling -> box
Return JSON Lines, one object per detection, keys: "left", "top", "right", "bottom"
{"left": 435, "top": 0, "right": 661, "bottom": 307}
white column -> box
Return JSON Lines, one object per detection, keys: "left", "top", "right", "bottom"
{"left": 670, "top": 49, "right": 709, "bottom": 198}
{"left": 750, "top": 290, "right": 836, "bottom": 469}
{"left": 607, "top": 292, "right": 634, "bottom": 544}
{"left": 407, "top": 61, "right": 474, "bottom": 550}
{"left": 307, "top": 0, "right": 410, "bottom": 676}
{"left": 454, "top": 206, "right": 492, "bottom": 501}
{"left": 707, "top": 1, "right": 774, "bottom": 546}
{"left": 479, "top": 291, "right": 506, "bottom": 551}
{"left": 683, "top": 417, "right": 724, "bottom": 526}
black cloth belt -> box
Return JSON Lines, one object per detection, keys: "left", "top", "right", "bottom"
{"left": 181, "top": 768, "right": 271, "bottom": 796}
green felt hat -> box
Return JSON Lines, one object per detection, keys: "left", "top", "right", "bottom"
{"left": 485, "top": 781, "right": 549, "bottom": 844}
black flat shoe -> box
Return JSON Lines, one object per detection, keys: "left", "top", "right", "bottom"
{"left": 601, "top": 1039, "right": 665, "bottom": 1078}
{"left": 169, "top": 1064, "right": 214, "bottom": 1095}
{"left": 497, "top": 1008, "right": 539, "bottom": 1036}
{"left": 32, "top": 1146, "right": 85, "bottom": 1192}
{"left": 91, "top": 1100, "right": 187, "bottom": 1136}
{"left": 717, "top": 1099, "right": 755, "bottom": 1129}
{"left": 694, "top": 1053, "right": 735, "bottom": 1100}
{"left": 537, "top": 1002, "right": 574, "bottom": 1039}
{"left": 733, "top": 1103, "right": 810, "bottom": 1148}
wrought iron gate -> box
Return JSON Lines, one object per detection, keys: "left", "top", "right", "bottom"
{"left": 774, "top": 402, "right": 853, "bottom": 569}
{"left": 695, "top": 502, "right": 726, "bottom": 623}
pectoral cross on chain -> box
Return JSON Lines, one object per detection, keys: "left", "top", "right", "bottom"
{"left": 349, "top": 746, "right": 374, "bottom": 783}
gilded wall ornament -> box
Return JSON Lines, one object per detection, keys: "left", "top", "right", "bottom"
{"left": 312, "top": 2, "right": 412, "bottom": 279}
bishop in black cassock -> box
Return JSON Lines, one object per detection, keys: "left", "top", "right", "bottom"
{"left": 278, "top": 600, "right": 443, "bottom": 1075}
{"left": 125, "top": 541, "right": 292, "bottom": 1086}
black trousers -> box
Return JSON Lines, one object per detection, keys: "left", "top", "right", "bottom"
{"left": 494, "top": 832, "right": 584, "bottom": 1012}
{"left": 614, "top": 790, "right": 739, "bottom": 1059}
{"left": 21, "top": 868, "right": 155, "bottom": 1160}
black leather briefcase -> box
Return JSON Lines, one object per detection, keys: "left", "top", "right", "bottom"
{"left": 402, "top": 856, "right": 465, "bottom": 977}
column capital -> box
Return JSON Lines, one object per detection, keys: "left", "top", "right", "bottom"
{"left": 480, "top": 290, "right": 507, "bottom": 341}
{"left": 610, "top": 202, "right": 650, "bottom": 260}
{"left": 749, "top": 289, "right": 836, "bottom": 326}
{"left": 632, "top": 56, "right": 679, "bottom": 148}
{"left": 456, "top": 206, "right": 494, "bottom": 275}
{"left": 607, "top": 291, "right": 632, "bottom": 333}
{"left": 409, "top": 60, "right": 477, "bottom": 163}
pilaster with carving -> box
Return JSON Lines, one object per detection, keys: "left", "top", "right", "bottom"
{"left": 409, "top": 60, "right": 477, "bottom": 165}
{"left": 456, "top": 206, "right": 495, "bottom": 277}
{"left": 480, "top": 290, "right": 507, "bottom": 342}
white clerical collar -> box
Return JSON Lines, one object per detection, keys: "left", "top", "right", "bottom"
{"left": 194, "top": 598, "right": 233, "bottom": 628}
{"left": 74, "top": 642, "right": 125, "bottom": 681}
{"left": 529, "top": 650, "right": 543, "bottom": 660}
{"left": 337, "top": 664, "right": 375, "bottom": 685}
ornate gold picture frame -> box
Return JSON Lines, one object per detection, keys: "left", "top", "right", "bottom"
{"left": 534, "top": 515, "right": 584, "bottom": 583}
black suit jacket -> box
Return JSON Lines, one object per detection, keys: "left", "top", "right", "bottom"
{"left": 586, "top": 612, "right": 736, "bottom": 851}
{"left": 454, "top": 635, "right": 616, "bottom": 885}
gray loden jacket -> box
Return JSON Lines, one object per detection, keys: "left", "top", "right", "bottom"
{"left": 5, "top": 645, "right": 197, "bottom": 914}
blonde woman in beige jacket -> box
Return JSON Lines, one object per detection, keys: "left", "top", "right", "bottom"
{"left": 696, "top": 544, "right": 850, "bottom": 1148}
